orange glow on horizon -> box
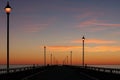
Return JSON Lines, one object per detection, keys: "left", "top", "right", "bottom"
{"left": 0, "top": 45, "right": 120, "bottom": 65}
{"left": 71, "top": 39, "right": 117, "bottom": 44}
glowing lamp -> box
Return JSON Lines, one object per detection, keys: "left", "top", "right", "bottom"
{"left": 4, "top": 2, "right": 12, "bottom": 14}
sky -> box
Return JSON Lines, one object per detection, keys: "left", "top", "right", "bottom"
{"left": 0, "top": 0, "right": 120, "bottom": 65}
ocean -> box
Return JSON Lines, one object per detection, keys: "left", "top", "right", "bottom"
{"left": 0, "top": 64, "right": 35, "bottom": 69}
{"left": 0, "top": 64, "right": 120, "bottom": 69}
{"left": 88, "top": 65, "right": 120, "bottom": 69}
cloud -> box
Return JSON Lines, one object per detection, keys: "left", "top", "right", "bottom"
{"left": 76, "top": 19, "right": 120, "bottom": 32}
{"left": 71, "top": 39, "right": 117, "bottom": 44}
{"left": 47, "top": 46, "right": 81, "bottom": 51}
{"left": 79, "top": 19, "right": 120, "bottom": 28}
{"left": 79, "top": 19, "right": 100, "bottom": 27}
{"left": 97, "top": 23, "right": 120, "bottom": 27}
{"left": 42, "top": 45, "right": 120, "bottom": 52}
{"left": 76, "top": 11, "right": 104, "bottom": 19}
{"left": 86, "top": 46, "right": 120, "bottom": 52}
{"left": 114, "top": 32, "right": 120, "bottom": 35}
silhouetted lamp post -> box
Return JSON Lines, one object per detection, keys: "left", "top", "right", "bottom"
{"left": 70, "top": 51, "right": 72, "bottom": 65}
{"left": 44, "top": 46, "right": 46, "bottom": 66}
{"left": 4, "top": 1, "right": 12, "bottom": 73}
{"left": 51, "top": 53, "right": 52, "bottom": 65}
{"left": 82, "top": 36, "right": 85, "bottom": 66}
{"left": 67, "top": 56, "right": 68, "bottom": 65}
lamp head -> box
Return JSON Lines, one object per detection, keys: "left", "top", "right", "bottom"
{"left": 82, "top": 36, "right": 85, "bottom": 40}
{"left": 4, "top": 1, "right": 12, "bottom": 14}
{"left": 44, "top": 46, "right": 46, "bottom": 48}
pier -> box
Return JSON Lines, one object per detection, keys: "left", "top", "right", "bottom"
{"left": 0, "top": 65, "right": 120, "bottom": 80}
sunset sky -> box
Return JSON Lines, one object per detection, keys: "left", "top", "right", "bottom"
{"left": 0, "top": 0, "right": 120, "bottom": 65}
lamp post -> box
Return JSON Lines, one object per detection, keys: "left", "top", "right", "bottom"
{"left": 82, "top": 36, "right": 85, "bottom": 66}
{"left": 70, "top": 51, "right": 72, "bottom": 65}
{"left": 51, "top": 53, "right": 52, "bottom": 65}
{"left": 4, "top": 1, "right": 12, "bottom": 73}
{"left": 67, "top": 56, "right": 68, "bottom": 65}
{"left": 44, "top": 46, "right": 46, "bottom": 66}
{"left": 63, "top": 57, "right": 66, "bottom": 65}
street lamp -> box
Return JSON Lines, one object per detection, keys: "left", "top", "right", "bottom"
{"left": 67, "top": 56, "right": 68, "bottom": 65}
{"left": 82, "top": 36, "right": 85, "bottom": 66}
{"left": 70, "top": 51, "right": 72, "bottom": 65}
{"left": 44, "top": 46, "right": 46, "bottom": 66}
{"left": 51, "top": 53, "right": 52, "bottom": 65}
{"left": 4, "top": 1, "right": 12, "bottom": 73}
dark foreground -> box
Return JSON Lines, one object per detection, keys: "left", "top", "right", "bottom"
{"left": 0, "top": 65, "right": 120, "bottom": 80}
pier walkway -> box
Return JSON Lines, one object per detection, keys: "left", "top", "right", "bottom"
{"left": 0, "top": 65, "right": 120, "bottom": 80}
{"left": 22, "top": 66, "right": 97, "bottom": 80}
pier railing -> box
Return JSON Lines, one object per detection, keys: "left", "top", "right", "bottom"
{"left": 84, "top": 66, "right": 120, "bottom": 74}
{"left": 1, "top": 65, "right": 120, "bottom": 75}
{"left": 0, "top": 66, "right": 41, "bottom": 74}
{"left": 64, "top": 65, "right": 120, "bottom": 74}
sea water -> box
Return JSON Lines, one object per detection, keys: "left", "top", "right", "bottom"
{"left": 0, "top": 64, "right": 34, "bottom": 69}
{"left": 88, "top": 65, "right": 120, "bottom": 69}
{"left": 0, "top": 64, "right": 120, "bottom": 69}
